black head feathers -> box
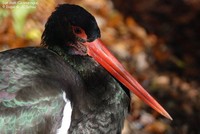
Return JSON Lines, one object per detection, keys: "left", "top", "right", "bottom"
{"left": 41, "top": 4, "right": 100, "bottom": 47}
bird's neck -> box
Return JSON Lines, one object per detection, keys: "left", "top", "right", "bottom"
{"left": 47, "top": 45, "right": 96, "bottom": 76}
{"left": 47, "top": 45, "right": 130, "bottom": 98}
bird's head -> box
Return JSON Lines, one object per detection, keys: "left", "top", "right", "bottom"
{"left": 41, "top": 4, "right": 100, "bottom": 55}
{"left": 41, "top": 4, "right": 172, "bottom": 120}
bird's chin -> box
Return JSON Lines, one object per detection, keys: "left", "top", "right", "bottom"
{"left": 68, "top": 42, "right": 87, "bottom": 56}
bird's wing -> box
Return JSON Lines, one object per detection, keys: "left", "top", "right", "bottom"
{"left": 0, "top": 48, "right": 80, "bottom": 134}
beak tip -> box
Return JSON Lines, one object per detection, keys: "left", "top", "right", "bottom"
{"left": 166, "top": 113, "right": 173, "bottom": 120}
{"left": 161, "top": 110, "right": 173, "bottom": 120}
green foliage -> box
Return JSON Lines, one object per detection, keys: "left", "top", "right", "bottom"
{"left": 12, "top": 0, "right": 37, "bottom": 36}
{"left": 0, "top": 9, "right": 9, "bottom": 23}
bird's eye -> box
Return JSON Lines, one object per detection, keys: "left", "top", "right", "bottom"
{"left": 72, "top": 26, "right": 87, "bottom": 41}
{"left": 73, "top": 26, "right": 82, "bottom": 34}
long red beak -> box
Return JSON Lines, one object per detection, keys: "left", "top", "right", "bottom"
{"left": 85, "top": 39, "right": 172, "bottom": 120}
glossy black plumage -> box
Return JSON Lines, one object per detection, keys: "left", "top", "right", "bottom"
{"left": 55, "top": 48, "right": 130, "bottom": 133}
{"left": 0, "top": 48, "right": 80, "bottom": 133}
{"left": 0, "top": 4, "right": 130, "bottom": 134}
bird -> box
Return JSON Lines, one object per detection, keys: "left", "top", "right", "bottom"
{"left": 0, "top": 4, "right": 172, "bottom": 134}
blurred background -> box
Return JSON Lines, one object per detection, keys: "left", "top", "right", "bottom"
{"left": 0, "top": 0, "right": 200, "bottom": 133}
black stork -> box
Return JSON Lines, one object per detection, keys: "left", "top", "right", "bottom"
{"left": 0, "top": 4, "right": 172, "bottom": 134}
